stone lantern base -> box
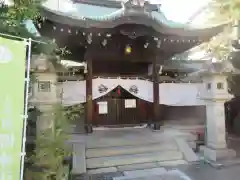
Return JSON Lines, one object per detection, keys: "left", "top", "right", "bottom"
{"left": 200, "top": 146, "right": 236, "bottom": 162}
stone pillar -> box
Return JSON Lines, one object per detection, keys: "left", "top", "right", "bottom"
{"left": 206, "top": 101, "right": 227, "bottom": 149}
{"left": 200, "top": 74, "right": 236, "bottom": 161}
{"left": 36, "top": 105, "right": 55, "bottom": 135}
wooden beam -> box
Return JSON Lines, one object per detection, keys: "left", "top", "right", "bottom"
{"left": 152, "top": 58, "right": 161, "bottom": 129}
{"left": 85, "top": 59, "right": 93, "bottom": 133}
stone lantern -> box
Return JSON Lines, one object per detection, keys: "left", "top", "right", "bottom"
{"left": 191, "top": 61, "right": 240, "bottom": 161}
{"left": 29, "top": 54, "right": 58, "bottom": 134}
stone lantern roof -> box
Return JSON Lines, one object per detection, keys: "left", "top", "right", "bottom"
{"left": 31, "top": 54, "right": 56, "bottom": 73}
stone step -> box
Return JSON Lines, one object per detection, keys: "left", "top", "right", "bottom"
{"left": 113, "top": 168, "right": 190, "bottom": 180}
{"left": 117, "top": 160, "right": 187, "bottom": 172}
{"left": 87, "top": 160, "right": 188, "bottom": 174}
{"left": 174, "top": 138, "right": 199, "bottom": 162}
{"left": 123, "top": 167, "right": 167, "bottom": 177}
{"left": 85, "top": 138, "right": 174, "bottom": 149}
{"left": 86, "top": 151, "right": 183, "bottom": 169}
{"left": 187, "top": 141, "right": 197, "bottom": 150}
{"left": 86, "top": 143, "right": 178, "bottom": 158}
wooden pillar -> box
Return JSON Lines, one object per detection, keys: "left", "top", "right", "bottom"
{"left": 152, "top": 58, "right": 161, "bottom": 130}
{"left": 85, "top": 59, "right": 93, "bottom": 133}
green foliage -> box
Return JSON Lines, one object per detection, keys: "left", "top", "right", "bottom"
{"left": 64, "top": 104, "right": 84, "bottom": 122}
{"left": 199, "top": 0, "right": 240, "bottom": 59}
{"left": 207, "top": 0, "right": 240, "bottom": 23}
{"left": 25, "top": 103, "right": 84, "bottom": 179}
{"left": 0, "top": 0, "right": 40, "bottom": 36}
{"left": 202, "top": 0, "right": 240, "bottom": 96}
{"left": 0, "top": 0, "right": 70, "bottom": 56}
{"left": 200, "top": 25, "right": 233, "bottom": 60}
{"left": 26, "top": 104, "right": 73, "bottom": 180}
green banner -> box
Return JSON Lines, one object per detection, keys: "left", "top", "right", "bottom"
{"left": 0, "top": 37, "right": 26, "bottom": 180}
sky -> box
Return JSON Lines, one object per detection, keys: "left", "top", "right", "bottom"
{"left": 149, "top": 0, "right": 210, "bottom": 25}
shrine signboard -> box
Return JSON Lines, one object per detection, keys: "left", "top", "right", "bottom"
{"left": 0, "top": 37, "right": 26, "bottom": 180}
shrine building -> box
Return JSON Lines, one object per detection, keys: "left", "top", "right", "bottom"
{"left": 35, "top": 0, "right": 225, "bottom": 133}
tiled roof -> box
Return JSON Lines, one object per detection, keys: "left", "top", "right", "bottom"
{"left": 41, "top": 0, "right": 225, "bottom": 35}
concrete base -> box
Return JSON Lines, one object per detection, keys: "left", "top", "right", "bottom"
{"left": 201, "top": 146, "right": 236, "bottom": 162}
{"left": 72, "top": 143, "right": 86, "bottom": 174}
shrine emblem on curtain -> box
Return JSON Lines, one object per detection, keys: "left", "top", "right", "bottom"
{"left": 98, "top": 84, "right": 108, "bottom": 93}
{"left": 129, "top": 85, "right": 138, "bottom": 94}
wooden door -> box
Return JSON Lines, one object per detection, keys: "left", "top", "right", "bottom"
{"left": 93, "top": 98, "right": 116, "bottom": 126}
{"left": 93, "top": 98, "right": 150, "bottom": 126}
{"left": 93, "top": 98, "right": 126, "bottom": 126}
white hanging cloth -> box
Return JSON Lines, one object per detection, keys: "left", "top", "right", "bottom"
{"left": 159, "top": 83, "right": 205, "bottom": 106}
{"left": 119, "top": 78, "right": 153, "bottom": 102}
{"left": 60, "top": 79, "right": 205, "bottom": 107}
{"left": 92, "top": 77, "right": 118, "bottom": 100}
{"left": 61, "top": 81, "right": 86, "bottom": 106}
{"left": 61, "top": 78, "right": 118, "bottom": 106}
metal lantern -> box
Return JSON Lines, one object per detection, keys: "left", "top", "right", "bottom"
{"left": 125, "top": 44, "right": 132, "bottom": 54}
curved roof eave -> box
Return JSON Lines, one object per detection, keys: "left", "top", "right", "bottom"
{"left": 40, "top": 6, "right": 226, "bottom": 38}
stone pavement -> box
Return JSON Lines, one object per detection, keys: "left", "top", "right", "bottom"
{"left": 113, "top": 168, "right": 191, "bottom": 180}
{"left": 227, "top": 135, "right": 240, "bottom": 157}
{"left": 178, "top": 164, "right": 240, "bottom": 180}
{"left": 72, "top": 164, "right": 240, "bottom": 180}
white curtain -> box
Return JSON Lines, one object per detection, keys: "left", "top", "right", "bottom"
{"left": 119, "top": 78, "right": 153, "bottom": 102}
{"left": 61, "top": 78, "right": 119, "bottom": 106}
{"left": 61, "top": 81, "right": 86, "bottom": 106}
{"left": 92, "top": 77, "right": 118, "bottom": 100}
{"left": 60, "top": 79, "right": 205, "bottom": 106}
{"left": 159, "top": 83, "right": 205, "bottom": 106}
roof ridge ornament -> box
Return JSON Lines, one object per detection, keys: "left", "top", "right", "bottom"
{"left": 121, "top": 0, "right": 159, "bottom": 12}
{"left": 132, "top": 0, "right": 145, "bottom": 7}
